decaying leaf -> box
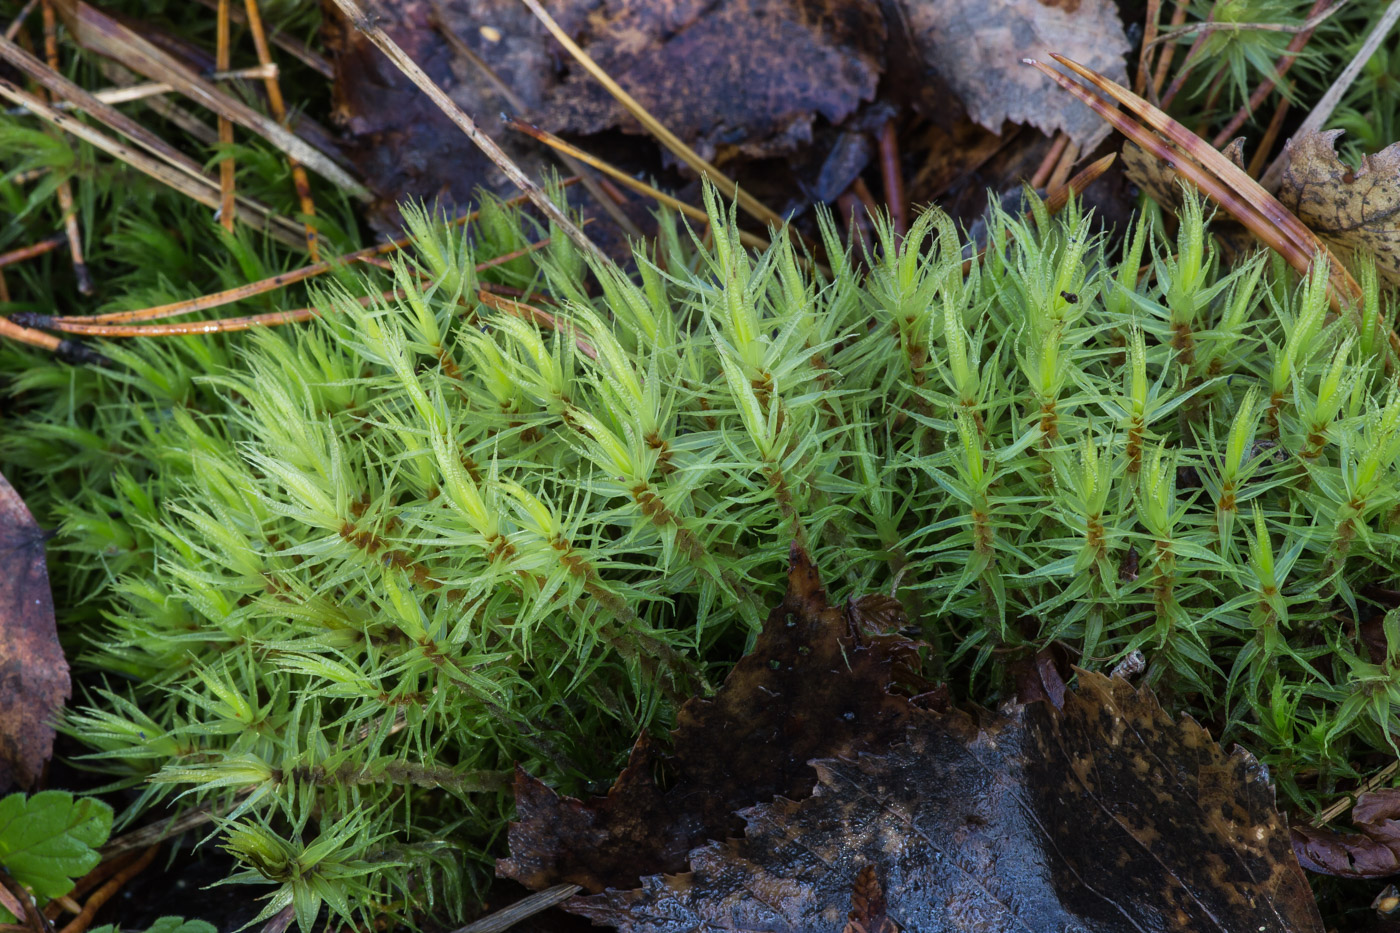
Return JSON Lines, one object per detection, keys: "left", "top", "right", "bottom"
{"left": 1122, "top": 139, "right": 1259, "bottom": 262}
{"left": 1292, "top": 788, "right": 1400, "bottom": 879}
{"left": 498, "top": 545, "right": 928, "bottom": 894}
{"left": 1277, "top": 129, "right": 1400, "bottom": 289}
{"left": 568, "top": 672, "right": 1324, "bottom": 933}
{"left": 843, "top": 866, "right": 898, "bottom": 933}
{"left": 326, "top": 0, "right": 884, "bottom": 221}
{"left": 892, "top": 0, "right": 1131, "bottom": 146}
{"left": 0, "top": 471, "right": 68, "bottom": 791}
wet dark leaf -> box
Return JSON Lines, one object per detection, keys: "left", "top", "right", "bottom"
{"left": 1293, "top": 788, "right": 1400, "bottom": 879}
{"left": 0, "top": 471, "right": 68, "bottom": 791}
{"left": 568, "top": 672, "right": 1323, "bottom": 932}
{"left": 498, "top": 545, "right": 928, "bottom": 894}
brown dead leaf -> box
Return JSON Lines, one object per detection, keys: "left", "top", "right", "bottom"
{"left": 1122, "top": 139, "right": 1260, "bottom": 263}
{"left": 498, "top": 544, "right": 928, "bottom": 894}
{"left": 1277, "top": 129, "right": 1400, "bottom": 289}
{"left": 890, "top": 0, "right": 1131, "bottom": 146}
{"left": 326, "top": 0, "right": 885, "bottom": 223}
{"left": 539, "top": 0, "right": 886, "bottom": 163}
{"left": 0, "top": 471, "right": 69, "bottom": 791}
{"left": 1292, "top": 788, "right": 1400, "bottom": 879}
{"left": 568, "top": 671, "right": 1323, "bottom": 932}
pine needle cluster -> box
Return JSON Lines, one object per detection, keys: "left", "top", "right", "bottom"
{"left": 5, "top": 189, "right": 1400, "bottom": 928}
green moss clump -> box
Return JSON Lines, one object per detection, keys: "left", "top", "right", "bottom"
{"left": 5, "top": 188, "right": 1400, "bottom": 928}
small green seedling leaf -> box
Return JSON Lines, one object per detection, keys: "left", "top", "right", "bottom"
{"left": 91, "top": 917, "right": 218, "bottom": 933}
{"left": 0, "top": 791, "right": 113, "bottom": 900}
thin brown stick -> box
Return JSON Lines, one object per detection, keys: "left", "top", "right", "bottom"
{"left": 34, "top": 238, "right": 553, "bottom": 337}
{"left": 0, "top": 34, "right": 304, "bottom": 241}
{"left": 243, "top": 0, "right": 319, "bottom": 258}
{"left": 477, "top": 289, "right": 597, "bottom": 359}
{"left": 1211, "top": 0, "right": 1332, "bottom": 146}
{"left": 1044, "top": 152, "right": 1117, "bottom": 213}
{"left": 505, "top": 119, "right": 772, "bottom": 251}
{"left": 324, "top": 0, "right": 605, "bottom": 265}
{"left": 57, "top": 845, "right": 159, "bottom": 933}
{"left": 1135, "top": 0, "right": 1163, "bottom": 95}
{"left": 0, "top": 76, "right": 303, "bottom": 248}
{"left": 40, "top": 0, "right": 90, "bottom": 293}
{"left": 4, "top": 0, "right": 40, "bottom": 42}
{"left": 33, "top": 195, "right": 556, "bottom": 327}
{"left": 1160, "top": 2, "right": 1216, "bottom": 108}
{"left": 1260, "top": 0, "right": 1400, "bottom": 189}
{"left": 1151, "top": 0, "right": 1190, "bottom": 101}
{"left": 0, "top": 316, "right": 62, "bottom": 352}
{"left": 877, "top": 119, "right": 907, "bottom": 236}
{"left": 450, "top": 885, "right": 581, "bottom": 933}
{"left": 215, "top": 0, "right": 236, "bottom": 231}
{"left": 1247, "top": 91, "right": 1290, "bottom": 178}
{"left": 517, "top": 0, "right": 787, "bottom": 232}
{"left": 0, "top": 271, "right": 9, "bottom": 303}
{"left": 190, "top": 0, "right": 333, "bottom": 78}
{"left": 0, "top": 232, "right": 65, "bottom": 267}
{"left": 1030, "top": 132, "right": 1069, "bottom": 189}
{"left": 50, "top": 0, "right": 368, "bottom": 199}
{"left": 1046, "top": 140, "right": 1081, "bottom": 193}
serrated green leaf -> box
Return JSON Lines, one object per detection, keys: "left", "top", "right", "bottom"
{"left": 0, "top": 791, "right": 113, "bottom": 899}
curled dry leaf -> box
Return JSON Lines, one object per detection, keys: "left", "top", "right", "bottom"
{"left": 1292, "top": 788, "right": 1400, "bottom": 879}
{"left": 1277, "top": 129, "right": 1400, "bottom": 289}
{"left": 568, "top": 671, "right": 1324, "bottom": 932}
{"left": 498, "top": 545, "right": 928, "bottom": 894}
{"left": 0, "top": 471, "right": 69, "bottom": 791}
{"left": 892, "top": 0, "right": 1130, "bottom": 146}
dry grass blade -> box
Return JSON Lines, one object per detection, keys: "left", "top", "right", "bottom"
{"left": 242, "top": 0, "right": 321, "bottom": 259}
{"left": 0, "top": 76, "right": 304, "bottom": 248}
{"left": 50, "top": 0, "right": 369, "bottom": 200}
{"left": 449, "top": 885, "right": 582, "bottom": 933}
{"left": 323, "top": 0, "right": 607, "bottom": 267}
{"left": 2, "top": 65, "right": 278, "bottom": 112}
{"left": 0, "top": 34, "right": 303, "bottom": 241}
{"left": 517, "top": 0, "right": 787, "bottom": 232}
{"left": 506, "top": 118, "right": 772, "bottom": 252}
{"left": 4, "top": 0, "right": 40, "bottom": 42}
{"left": 40, "top": 0, "right": 90, "bottom": 294}
{"left": 1039, "top": 53, "right": 1363, "bottom": 307}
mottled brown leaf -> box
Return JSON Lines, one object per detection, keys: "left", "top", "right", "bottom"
{"left": 1292, "top": 788, "right": 1400, "bottom": 878}
{"left": 498, "top": 544, "right": 927, "bottom": 894}
{"left": 569, "top": 672, "right": 1323, "bottom": 933}
{"left": 892, "top": 0, "right": 1130, "bottom": 146}
{"left": 0, "top": 471, "right": 68, "bottom": 791}
{"left": 1278, "top": 129, "right": 1400, "bottom": 289}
